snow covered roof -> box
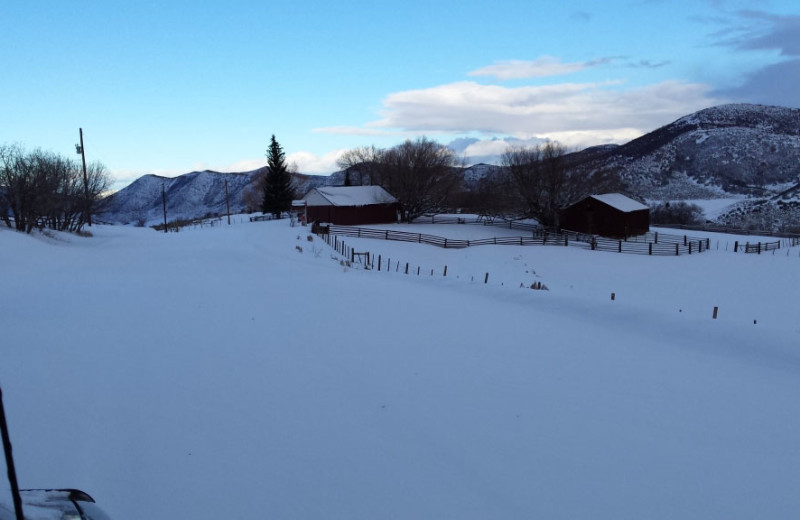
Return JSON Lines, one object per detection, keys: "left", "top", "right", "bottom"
{"left": 590, "top": 193, "right": 649, "bottom": 213}
{"left": 303, "top": 186, "right": 398, "bottom": 207}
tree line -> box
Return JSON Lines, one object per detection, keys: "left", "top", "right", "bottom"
{"left": 247, "top": 135, "right": 623, "bottom": 227}
{"left": 336, "top": 138, "right": 620, "bottom": 227}
{"left": 0, "top": 144, "right": 110, "bottom": 233}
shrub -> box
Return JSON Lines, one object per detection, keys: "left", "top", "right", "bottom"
{"left": 649, "top": 201, "right": 704, "bottom": 225}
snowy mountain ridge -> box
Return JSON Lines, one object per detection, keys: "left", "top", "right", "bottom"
{"left": 98, "top": 169, "right": 257, "bottom": 225}
{"left": 98, "top": 104, "right": 800, "bottom": 228}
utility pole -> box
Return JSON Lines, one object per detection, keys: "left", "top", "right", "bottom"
{"left": 225, "top": 180, "right": 231, "bottom": 225}
{"left": 162, "top": 184, "right": 168, "bottom": 233}
{"left": 0, "top": 383, "right": 25, "bottom": 520}
{"left": 76, "top": 128, "right": 91, "bottom": 226}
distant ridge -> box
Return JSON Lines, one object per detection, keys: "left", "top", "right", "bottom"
{"left": 99, "top": 104, "right": 800, "bottom": 229}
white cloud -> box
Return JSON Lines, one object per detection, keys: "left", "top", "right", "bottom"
{"left": 468, "top": 56, "right": 611, "bottom": 80}
{"left": 286, "top": 149, "right": 347, "bottom": 175}
{"left": 461, "top": 139, "right": 515, "bottom": 158}
{"left": 367, "top": 79, "right": 724, "bottom": 143}
{"left": 224, "top": 158, "right": 267, "bottom": 172}
{"left": 220, "top": 151, "right": 346, "bottom": 176}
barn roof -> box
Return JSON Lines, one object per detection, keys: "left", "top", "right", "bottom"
{"left": 590, "top": 193, "right": 649, "bottom": 213}
{"left": 304, "top": 186, "right": 398, "bottom": 206}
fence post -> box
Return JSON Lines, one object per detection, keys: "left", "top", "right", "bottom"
{"left": 684, "top": 235, "right": 687, "bottom": 246}
{"left": 405, "top": 262, "right": 409, "bottom": 274}
{"left": 378, "top": 255, "right": 381, "bottom": 271}
{"left": 734, "top": 241, "right": 739, "bottom": 253}
{"left": 351, "top": 248, "right": 355, "bottom": 263}
{"left": 618, "top": 240, "right": 622, "bottom": 253}
{"left": 758, "top": 242, "right": 761, "bottom": 254}
{"left": 654, "top": 232, "right": 658, "bottom": 244}
{"left": 484, "top": 272, "right": 489, "bottom": 284}
{"left": 565, "top": 235, "right": 568, "bottom": 246}
{"left": 649, "top": 243, "right": 652, "bottom": 255}
{"left": 444, "top": 238, "right": 447, "bottom": 248}
{"left": 689, "top": 242, "right": 692, "bottom": 255}
{"left": 675, "top": 243, "right": 679, "bottom": 256}
{"left": 444, "top": 265, "right": 447, "bottom": 277}
{"left": 712, "top": 306, "right": 719, "bottom": 319}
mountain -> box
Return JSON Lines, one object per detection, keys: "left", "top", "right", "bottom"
{"left": 571, "top": 103, "right": 800, "bottom": 201}
{"left": 97, "top": 170, "right": 259, "bottom": 225}
{"left": 98, "top": 104, "right": 800, "bottom": 229}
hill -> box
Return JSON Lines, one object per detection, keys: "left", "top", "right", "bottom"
{"left": 97, "top": 169, "right": 258, "bottom": 225}
{"left": 97, "top": 104, "right": 800, "bottom": 228}
{"left": 572, "top": 103, "right": 800, "bottom": 200}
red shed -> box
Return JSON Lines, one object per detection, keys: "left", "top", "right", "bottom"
{"left": 560, "top": 193, "right": 650, "bottom": 237}
{"left": 302, "top": 186, "right": 400, "bottom": 225}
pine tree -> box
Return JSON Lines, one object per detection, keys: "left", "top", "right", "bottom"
{"left": 261, "top": 135, "right": 295, "bottom": 218}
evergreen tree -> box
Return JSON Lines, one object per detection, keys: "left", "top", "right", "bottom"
{"left": 261, "top": 135, "right": 295, "bottom": 218}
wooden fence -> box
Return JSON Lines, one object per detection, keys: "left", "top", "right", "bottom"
{"left": 739, "top": 240, "right": 781, "bottom": 254}
{"left": 314, "top": 229, "right": 547, "bottom": 288}
{"left": 582, "top": 230, "right": 711, "bottom": 256}
{"left": 313, "top": 224, "right": 710, "bottom": 256}
{"left": 657, "top": 222, "right": 800, "bottom": 241}
{"left": 317, "top": 224, "right": 590, "bottom": 249}
{"left": 418, "top": 215, "right": 800, "bottom": 254}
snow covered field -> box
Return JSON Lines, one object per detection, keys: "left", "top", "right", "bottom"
{"left": 1, "top": 220, "right": 799, "bottom": 519}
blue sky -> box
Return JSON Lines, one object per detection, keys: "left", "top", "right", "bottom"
{"left": 2, "top": 0, "right": 800, "bottom": 189}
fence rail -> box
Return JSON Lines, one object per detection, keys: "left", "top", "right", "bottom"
{"left": 742, "top": 240, "right": 781, "bottom": 254}
{"left": 314, "top": 224, "right": 710, "bottom": 256}
{"left": 657, "top": 222, "right": 800, "bottom": 240}
{"left": 319, "top": 224, "right": 584, "bottom": 249}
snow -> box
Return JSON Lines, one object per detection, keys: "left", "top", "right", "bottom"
{"left": 591, "top": 193, "right": 649, "bottom": 212}
{"left": 304, "top": 186, "right": 397, "bottom": 206}
{"left": 1, "top": 220, "right": 799, "bottom": 520}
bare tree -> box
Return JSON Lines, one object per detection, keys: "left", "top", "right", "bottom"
{"left": 502, "top": 143, "right": 566, "bottom": 227}
{"left": 381, "top": 137, "right": 463, "bottom": 221}
{"left": 336, "top": 145, "right": 383, "bottom": 186}
{"left": 338, "top": 138, "right": 462, "bottom": 222}
{"left": 502, "top": 142, "right": 620, "bottom": 228}
{"left": 0, "top": 144, "right": 110, "bottom": 233}
{"left": 242, "top": 168, "right": 267, "bottom": 212}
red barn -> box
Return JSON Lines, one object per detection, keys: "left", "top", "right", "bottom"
{"left": 559, "top": 193, "right": 650, "bottom": 237}
{"left": 302, "top": 186, "right": 400, "bottom": 225}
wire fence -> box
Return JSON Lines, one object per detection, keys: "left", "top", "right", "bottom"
{"left": 313, "top": 229, "right": 550, "bottom": 290}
